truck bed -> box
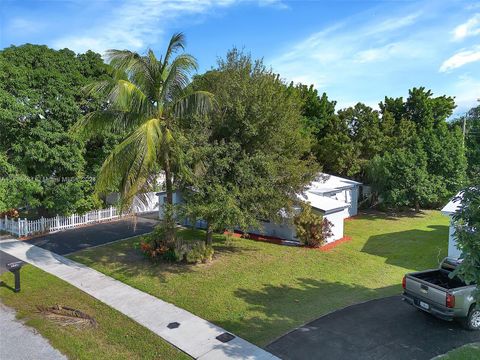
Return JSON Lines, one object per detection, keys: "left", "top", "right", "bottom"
{"left": 410, "top": 269, "right": 466, "bottom": 290}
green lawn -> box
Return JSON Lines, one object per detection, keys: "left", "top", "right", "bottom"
{"left": 436, "top": 343, "right": 480, "bottom": 359}
{"left": 0, "top": 266, "right": 190, "bottom": 360}
{"left": 70, "top": 210, "right": 449, "bottom": 346}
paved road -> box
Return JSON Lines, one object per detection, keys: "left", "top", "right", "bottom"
{"left": 266, "top": 296, "right": 480, "bottom": 360}
{"left": 0, "top": 304, "right": 67, "bottom": 360}
{"left": 25, "top": 216, "right": 158, "bottom": 255}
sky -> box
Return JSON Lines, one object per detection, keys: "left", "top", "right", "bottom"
{"left": 1, "top": 0, "right": 479, "bottom": 115}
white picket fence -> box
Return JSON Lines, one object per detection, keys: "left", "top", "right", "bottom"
{"left": 0, "top": 206, "right": 122, "bottom": 238}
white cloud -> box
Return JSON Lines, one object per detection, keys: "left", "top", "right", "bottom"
{"left": 258, "top": 0, "right": 288, "bottom": 10}
{"left": 267, "top": 1, "right": 480, "bottom": 111}
{"left": 8, "top": 18, "right": 39, "bottom": 34}
{"left": 354, "top": 42, "right": 411, "bottom": 63}
{"left": 52, "top": 0, "right": 237, "bottom": 54}
{"left": 450, "top": 74, "right": 480, "bottom": 113}
{"left": 440, "top": 46, "right": 480, "bottom": 72}
{"left": 270, "top": 9, "right": 426, "bottom": 101}
{"left": 453, "top": 13, "right": 480, "bottom": 40}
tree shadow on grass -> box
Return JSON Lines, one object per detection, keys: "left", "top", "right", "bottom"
{"left": 357, "top": 210, "right": 427, "bottom": 221}
{"left": 68, "top": 233, "right": 254, "bottom": 283}
{"left": 217, "top": 277, "right": 401, "bottom": 346}
{"left": 361, "top": 225, "right": 449, "bottom": 271}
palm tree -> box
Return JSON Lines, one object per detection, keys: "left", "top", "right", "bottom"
{"left": 74, "top": 33, "right": 211, "bottom": 241}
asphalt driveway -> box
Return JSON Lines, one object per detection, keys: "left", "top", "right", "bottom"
{"left": 25, "top": 216, "right": 158, "bottom": 255}
{"left": 0, "top": 251, "right": 21, "bottom": 275}
{"left": 266, "top": 295, "right": 480, "bottom": 360}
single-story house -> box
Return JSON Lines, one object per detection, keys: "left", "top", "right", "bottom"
{"left": 157, "top": 173, "right": 361, "bottom": 245}
{"left": 441, "top": 193, "right": 463, "bottom": 259}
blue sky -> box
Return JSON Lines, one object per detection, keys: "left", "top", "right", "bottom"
{"left": 1, "top": 0, "right": 479, "bottom": 114}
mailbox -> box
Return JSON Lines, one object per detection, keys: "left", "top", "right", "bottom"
{"left": 6, "top": 261, "right": 24, "bottom": 292}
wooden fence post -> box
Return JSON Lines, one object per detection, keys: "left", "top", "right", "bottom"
{"left": 41, "top": 216, "right": 45, "bottom": 232}
{"left": 56, "top": 215, "right": 60, "bottom": 230}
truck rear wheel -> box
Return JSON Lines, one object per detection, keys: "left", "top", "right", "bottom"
{"left": 464, "top": 306, "right": 480, "bottom": 330}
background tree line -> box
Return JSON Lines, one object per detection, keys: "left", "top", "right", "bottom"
{"left": 292, "top": 84, "right": 474, "bottom": 211}
{"left": 0, "top": 43, "right": 477, "bottom": 218}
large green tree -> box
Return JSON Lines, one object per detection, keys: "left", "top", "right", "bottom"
{"left": 74, "top": 33, "right": 212, "bottom": 242}
{"left": 367, "top": 88, "right": 466, "bottom": 210}
{"left": 452, "top": 187, "right": 480, "bottom": 305}
{"left": 181, "top": 50, "right": 316, "bottom": 244}
{"left": 290, "top": 84, "right": 359, "bottom": 178}
{"left": 454, "top": 103, "right": 480, "bottom": 183}
{"left": 0, "top": 44, "right": 111, "bottom": 215}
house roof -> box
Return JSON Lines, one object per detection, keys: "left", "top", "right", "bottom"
{"left": 441, "top": 192, "right": 463, "bottom": 215}
{"left": 297, "top": 191, "right": 349, "bottom": 214}
{"left": 307, "top": 173, "right": 362, "bottom": 194}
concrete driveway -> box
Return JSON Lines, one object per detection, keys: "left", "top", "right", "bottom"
{"left": 25, "top": 216, "right": 158, "bottom": 255}
{"left": 266, "top": 296, "right": 480, "bottom": 360}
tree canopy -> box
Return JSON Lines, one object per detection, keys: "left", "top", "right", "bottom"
{"left": 0, "top": 42, "right": 473, "bottom": 217}
{"left": 180, "top": 50, "right": 317, "bottom": 243}
{"left": 453, "top": 103, "right": 480, "bottom": 184}
{"left": 0, "top": 44, "right": 113, "bottom": 215}
{"left": 452, "top": 187, "right": 480, "bottom": 303}
{"left": 292, "top": 84, "right": 467, "bottom": 210}
{"left": 74, "top": 33, "right": 212, "bottom": 243}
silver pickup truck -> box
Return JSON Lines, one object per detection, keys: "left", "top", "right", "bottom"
{"left": 402, "top": 257, "right": 479, "bottom": 330}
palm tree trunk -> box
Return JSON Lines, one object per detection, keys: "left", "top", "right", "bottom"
{"left": 163, "top": 155, "right": 175, "bottom": 243}
{"left": 165, "top": 163, "right": 173, "bottom": 206}
{"left": 206, "top": 222, "right": 213, "bottom": 246}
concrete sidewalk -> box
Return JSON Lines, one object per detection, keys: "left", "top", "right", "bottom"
{"left": 0, "top": 238, "right": 277, "bottom": 360}
{"left": 0, "top": 304, "right": 67, "bottom": 360}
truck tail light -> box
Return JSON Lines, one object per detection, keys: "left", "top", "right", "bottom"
{"left": 402, "top": 275, "right": 406, "bottom": 289}
{"left": 446, "top": 293, "right": 455, "bottom": 308}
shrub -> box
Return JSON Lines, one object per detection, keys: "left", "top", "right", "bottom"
{"left": 141, "top": 232, "right": 214, "bottom": 264}
{"left": 174, "top": 239, "right": 214, "bottom": 264}
{"left": 294, "top": 204, "right": 334, "bottom": 247}
{"left": 141, "top": 207, "right": 178, "bottom": 258}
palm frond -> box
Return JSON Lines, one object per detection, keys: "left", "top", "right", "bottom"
{"left": 161, "top": 32, "right": 186, "bottom": 74}
{"left": 95, "top": 118, "right": 164, "bottom": 210}
{"left": 161, "top": 54, "right": 198, "bottom": 105}
{"left": 72, "top": 79, "right": 153, "bottom": 137}
{"left": 173, "top": 91, "right": 214, "bottom": 119}
{"left": 72, "top": 109, "right": 151, "bottom": 137}
{"left": 106, "top": 49, "right": 155, "bottom": 94}
{"left": 108, "top": 80, "right": 153, "bottom": 115}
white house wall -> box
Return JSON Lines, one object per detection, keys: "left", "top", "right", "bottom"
{"left": 448, "top": 216, "right": 462, "bottom": 258}
{"left": 321, "top": 186, "right": 359, "bottom": 218}
{"left": 158, "top": 192, "right": 183, "bottom": 220}
{"left": 349, "top": 186, "right": 359, "bottom": 217}
{"left": 251, "top": 211, "right": 344, "bottom": 244}
{"left": 324, "top": 211, "right": 345, "bottom": 243}
{"left": 249, "top": 220, "right": 297, "bottom": 240}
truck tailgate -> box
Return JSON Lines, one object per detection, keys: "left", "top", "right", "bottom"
{"left": 406, "top": 276, "right": 446, "bottom": 306}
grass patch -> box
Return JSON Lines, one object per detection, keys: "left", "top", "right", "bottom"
{"left": 69, "top": 210, "right": 449, "bottom": 346}
{"left": 0, "top": 266, "right": 190, "bottom": 360}
{"left": 435, "top": 343, "right": 480, "bottom": 359}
